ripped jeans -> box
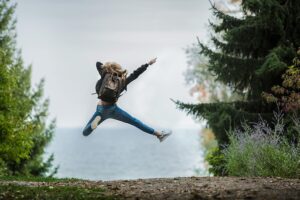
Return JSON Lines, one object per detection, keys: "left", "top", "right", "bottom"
{"left": 83, "top": 104, "right": 155, "bottom": 136}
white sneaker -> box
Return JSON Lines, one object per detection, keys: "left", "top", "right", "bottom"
{"left": 157, "top": 130, "right": 172, "bottom": 142}
{"left": 91, "top": 116, "right": 101, "bottom": 130}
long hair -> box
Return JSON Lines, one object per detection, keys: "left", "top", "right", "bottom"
{"left": 102, "top": 62, "right": 127, "bottom": 79}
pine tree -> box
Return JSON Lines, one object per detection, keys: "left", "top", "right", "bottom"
{"left": 0, "top": 0, "right": 56, "bottom": 176}
{"left": 176, "top": 0, "right": 300, "bottom": 145}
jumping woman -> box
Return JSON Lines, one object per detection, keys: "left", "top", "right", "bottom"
{"left": 82, "top": 58, "right": 172, "bottom": 142}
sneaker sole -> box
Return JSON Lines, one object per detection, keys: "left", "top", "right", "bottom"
{"left": 160, "top": 133, "right": 171, "bottom": 142}
{"left": 91, "top": 116, "right": 101, "bottom": 130}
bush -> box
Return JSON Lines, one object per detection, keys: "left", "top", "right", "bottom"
{"left": 223, "top": 111, "right": 300, "bottom": 178}
{"left": 206, "top": 147, "right": 227, "bottom": 176}
{"left": 0, "top": 159, "right": 8, "bottom": 177}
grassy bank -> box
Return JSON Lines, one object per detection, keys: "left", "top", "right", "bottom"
{"left": 0, "top": 176, "right": 117, "bottom": 200}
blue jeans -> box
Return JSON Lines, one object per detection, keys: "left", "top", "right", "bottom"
{"left": 83, "top": 104, "right": 155, "bottom": 136}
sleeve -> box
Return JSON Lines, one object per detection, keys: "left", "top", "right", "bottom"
{"left": 96, "top": 61, "right": 104, "bottom": 77}
{"left": 125, "top": 63, "right": 149, "bottom": 87}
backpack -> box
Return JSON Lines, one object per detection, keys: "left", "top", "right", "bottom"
{"left": 95, "top": 72, "right": 126, "bottom": 102}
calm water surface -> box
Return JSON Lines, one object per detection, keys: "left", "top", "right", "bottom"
{"left": 45, "top": 128, "right": 205, "bottom": 181}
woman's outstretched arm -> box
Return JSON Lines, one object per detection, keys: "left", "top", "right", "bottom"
{"left": 125, "top": 58, "right": 157, "bottom": 86}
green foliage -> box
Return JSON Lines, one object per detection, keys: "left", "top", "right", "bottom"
{"left": 262, "top": 51, "right": 300, "bottom": 112}
{"left": 0, "top": 0, "right": 56, "bottom": 176}
{"left": 0, "top": 184, "right": 115, "bottom": 200}
{"left": 177, "top": 0, "right": 300, "bottom": 146}
{"left": 174, "top": 99, "right": 273, "bottom": 144}
{"left": 0, "top": 177, "right": 115, "bottom": 199}
{"left": 184, "top": 43, "right": 243, "bottom": 103}
{"left": 0, "top": 159, "right": 8, "bottom": 176}
{"left": 198, "top": 128, "right": 219, "bottom": 175}
{"left": 205, "top": 147, "right": 227, "bottom": 176}
{"left": 0, "top": 175, "right": 79, "bottom": 182}
{"left": 223, "top": 112, "right": 300, "bottom": 178}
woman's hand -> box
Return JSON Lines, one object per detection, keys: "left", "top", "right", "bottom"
{"left": 148, "top": 58, "right": 157, "bottom": 65}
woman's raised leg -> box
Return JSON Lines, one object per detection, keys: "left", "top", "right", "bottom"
{"left": 111, "top": 106, "right": 155, "bottom": 135}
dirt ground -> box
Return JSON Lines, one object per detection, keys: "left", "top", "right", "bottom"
{"left": 101, "top": 176, "right": 300, "bottom": 199}
{"left": 2, "top": 176, "right": 300, "bottom": 199}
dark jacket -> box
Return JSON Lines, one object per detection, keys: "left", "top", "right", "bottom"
{"left": 96, "top": 61, "right": 149, "bottom": 97}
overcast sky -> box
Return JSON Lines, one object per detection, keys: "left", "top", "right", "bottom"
{"left": 14, "top": 0, "right": 212, "bottom": 130}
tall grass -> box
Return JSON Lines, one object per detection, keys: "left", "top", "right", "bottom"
{"left": 223, "top": 111, "right": 300, "bottom": 178}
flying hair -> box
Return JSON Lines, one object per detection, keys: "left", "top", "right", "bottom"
{"left": 102, "top": 62, "right": 128, "bottom": 79}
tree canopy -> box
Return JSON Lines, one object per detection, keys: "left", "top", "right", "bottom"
{"left": 0, "top": 0, "right": 56, "bottom": 176}
{"left": 176, "top": 0, "right": 300, "bottom": 145}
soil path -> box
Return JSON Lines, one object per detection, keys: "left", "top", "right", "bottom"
{"left": 1, "top": 176, "right": 300, "bottom": 199}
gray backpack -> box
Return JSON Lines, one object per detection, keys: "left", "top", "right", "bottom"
{"left": 96, "top": 72, "right": 126, "bottom": 102}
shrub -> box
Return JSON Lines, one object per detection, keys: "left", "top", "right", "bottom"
{"left": 206, "top": 147, "right": 227, "bottom": 176}
{"left": 0, "top": 159, "right": 8, "bottom": 177}
{"left": 223, "top": 111, "right": 300, "bottom": 178}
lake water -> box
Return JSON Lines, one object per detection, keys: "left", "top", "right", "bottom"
{"left": 45, "top": 128, "right": 205, "bottom": 181}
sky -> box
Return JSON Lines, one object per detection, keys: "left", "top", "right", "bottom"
{"left": 14, "top": 0, "right": 213, "bottom": 130}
